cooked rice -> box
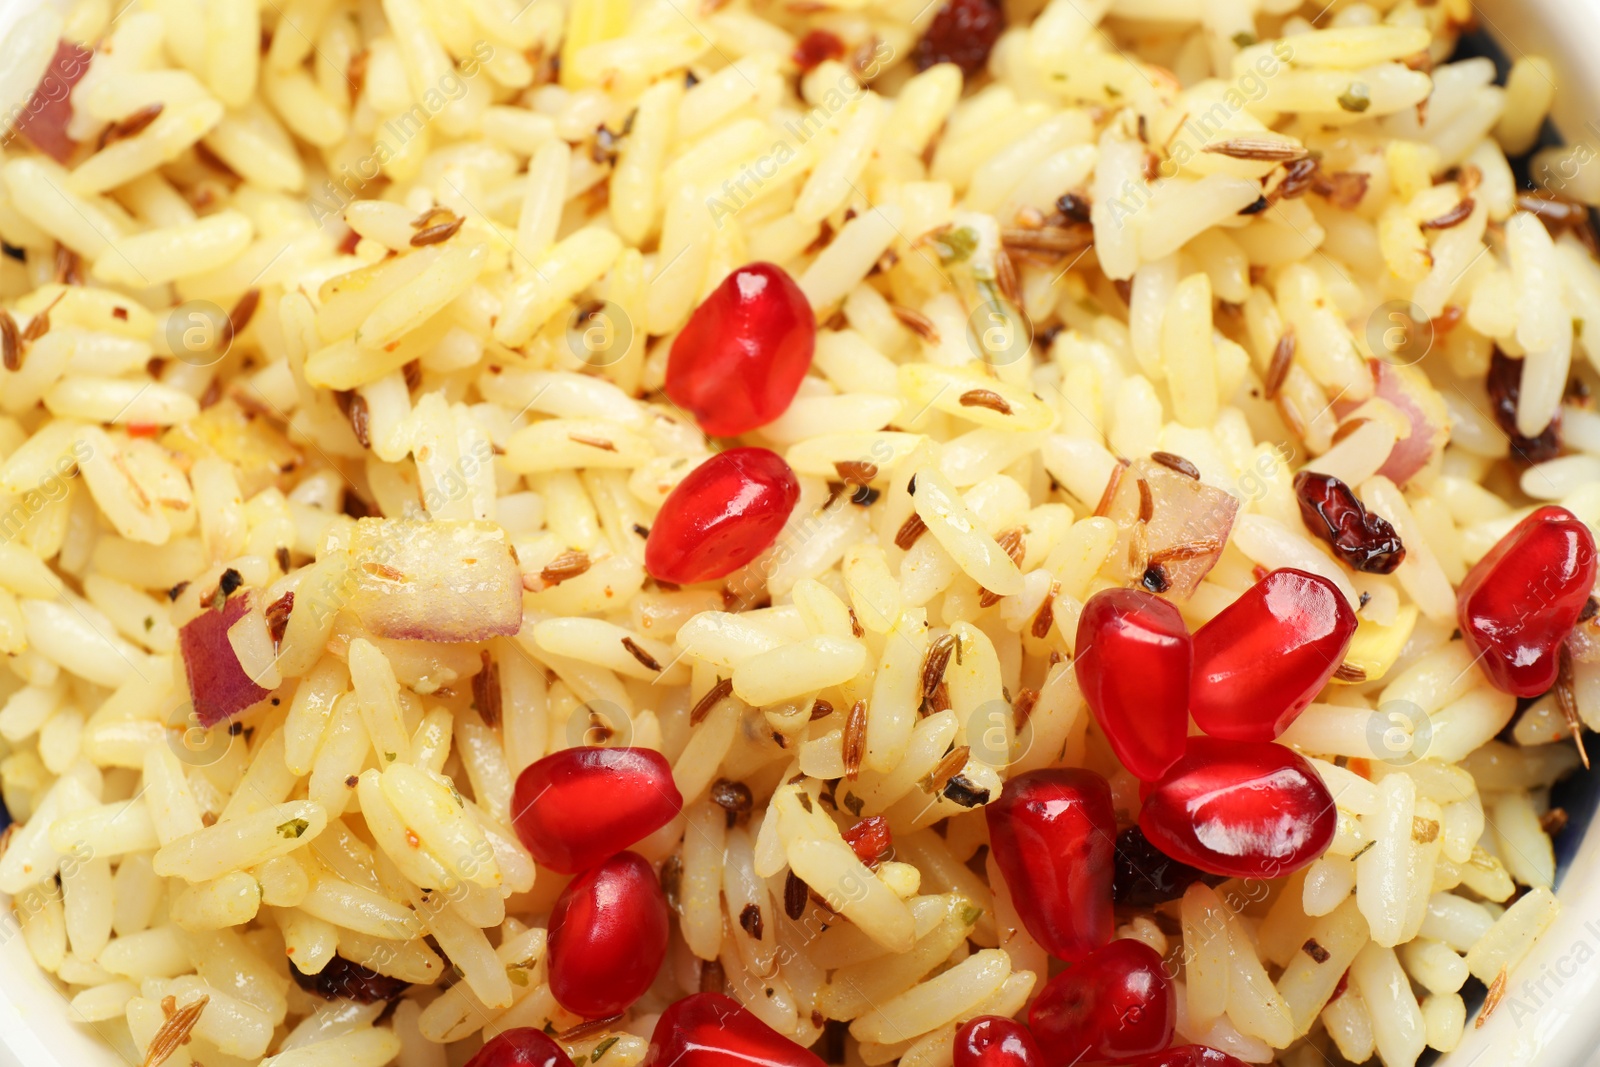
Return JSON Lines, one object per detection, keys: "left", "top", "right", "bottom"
{"left": 0, "top": 0, "right": 1594, "bottom": 1065}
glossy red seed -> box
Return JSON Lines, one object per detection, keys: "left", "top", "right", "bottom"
{"left": 465, "top": 1029, "right": 577, "bottom": 1067}
{"left": 1075, "top": 588, "right": 1190, "bottom": 780}
{"left": 1189, "top": 568, "right": 1356, "bottom": 741}
{"left": 842, "top": 815, "right": 892, "bottom": 866}
{"left": 953, "top": 1016, "right": 1046, "bottom": 1067}
{"left": 1458, "top": 505, "right": 1598, "bottom": 697}
{"left": 645, "top": 447, "right": 800, "bottom": 585}
{"left": 649, "top": 993, "right": 827, "bottom": 1067}
{"left": 1293, "top": 471, "right": 1405, "bottom": 574}
{"left": 1139, "top": 737, "right": 1336, "bottom": 879}
{"left": 913, "top": 0, "right": 1004, "bottom": 75}
{"left": 1120, "top": 1046, "right": 1251, "bottom": 1067}
{"left": 510, "top": 747, "right": 681, "bottom": 874}
{"left": 665, "top": 263, "right": 814, "bottom": 437}
{"left": 1029, "top": 939, "right": 1174, "bottom": 1066}
{"left": 985, "top": 768, "right": 1116, "bottom": 962}
{"left": 549, "top": 851, "right": 669, "bottom": 1017}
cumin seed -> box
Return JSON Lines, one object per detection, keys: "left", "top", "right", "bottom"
{"left": 843, "top": 699, "right": 867, "bottom": 781}
{"left": 959, "top": 388, "right": 1013, "bottom": 415}
{"left": 621, "top": 636, "right": 663, "bottom": 672}
{"left": 690, "top": 676, "right": 734, "bottom": 725}
{"left": 1150, "top": 451, "right": 1201, "bottom": 480}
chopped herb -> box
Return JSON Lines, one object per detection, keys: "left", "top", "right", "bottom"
{"left": 842, "top": 791, "right": 864, "bottom": 817}
{"left": 932, "top": 226, "right": 978, "bottom": 264}
{"left": 143, "top": 615, "right": 154, "bottom": 631}
{"left": 592, "top": 1036, "right": 621, "bottom": 1061}
{"left": 276, "top": 818, "right": 309, "bottom": 839}
{"left": 1232, "top": 31, "right": 1257, "bottom": 47}
{"left": 384, "top": 751, "right": 397, "bottom": 762}
{"left": 958, "top": 903, "right": 984, "bottom": 926}
{"left": 1337, "top": 83, "right": 1371, "bottom": 113}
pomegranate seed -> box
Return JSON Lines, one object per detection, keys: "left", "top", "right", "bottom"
{"left": 1074, "top": 589, "right": 1190, "bottom": 780}
{"left": 465, "top": 1029, "right": 576, "bottom": 1067}
{"left": 1120, "top": 1047, "right": 1251, "bottom": 1067}
{"left": 1458, "top": 505, "right": 1598, "bottom": 697}
{"left": 548, "top": 851, "right": 669, "bottom": 1017}
{"left": 1029, "top": 939, "right": 1174, "bottom": 1066}
{"left": 954, "top": 1016, "right": 1046, "bottom": 1067}
{"left": 985, "top": 768, "right": 1116, "bottom": 962}
{"left": 1112, "top": 826, "right": 1220, "bottom": 907}
{"left": 1189, "top": 568, "right": 1356, "bottom": 741}
{"left": 644, "top": 447, "right": 800, "bottom": 585}
{"left": 1293, "top": 471, "right": 1405, "bottom": 574}
{"left": 1487, "top": 348, "right": 1560, "bottom": 463}
{"left": 842, "top": 815, "right": 893, "bottom": 866}
{"left": 665, "top": 263, "right": 814, "bottom": 437}
{"left": 510, "top": 747, "right": 681, "bottom": 874}
{"left": 914, "top": 0, "right": 1004, "bottom": 76}
{"left": 1139, "top": 737, "right": 1336, "bottom": 879}
{"left": 648, "top": 993, "right": 826, "bottom": 1067}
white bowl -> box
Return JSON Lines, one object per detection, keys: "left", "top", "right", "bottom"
{"left": 2, "top": 0, "right": 1600, "bottom": 1064}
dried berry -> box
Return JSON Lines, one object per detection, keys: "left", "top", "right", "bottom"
{"left": 913, "top": 0, "right": 1003, "bottom": 76}
{"left": 1112, "top": 826, "right": 1221, "bottom": 907}
{"left": 290, "top": 955, "right": 410, "bottom": 1003}
{"left": 1293, "top": 471, "right": 1406, "bottom": 574}
{"left": 1487, "top": 347, "right": 1561, "bottom": 463}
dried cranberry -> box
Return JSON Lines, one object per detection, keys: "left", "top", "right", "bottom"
{"left": 793, "top": 30, "right": 846, "bottom": 73}
{"left": 549, "top": 851, "right": 669, "bottom": 1017}
{"left": 510, "top": 747, "right": 682, "bottom": 874}
{"left": 1112, "top": 826, "right": 1220, "bottom": 908}
{"left": 985, "top": 769, "right": 1116, "bottom": 962}
{"left": 1487, "top": 347, "right": 1561, "bottom": 463}
{"left": 913, "top": 0, "right": 1004, "bottom": 76}
{"left": 644, "top": 447, "right": 800, "bottom": 585}
{"left": 1292, "top": 471, "right": 1405, "bottom": 574}
{"left": 1139, "top": 737, "right": 1336, "bottom": 879}
{"left": 1029, "top": 939, "right": 1175, "bottom": 1066}
{"left": 1458, "top": 505, "right": 1598, "bottom": 696}
{"left": 665, "top": 262, "right": 815, "bottom": 437}
{"left": 1189, "top": 569, "right": 1356, "bottom": 742}
{"left": 1075, "top": 588, "right": 1190, "bottom": 780}
{"left": 466, "top": 1029, "right": 576, "bottom": 1067}
{"left": 954, "top": 1016, "right": 1046, "bottom": 1067}
{"left": 289, "top": 955, "right": 409, "bottom": 1003}
{"left": 648, "top": 993, "right": 826, "bottom": 1067}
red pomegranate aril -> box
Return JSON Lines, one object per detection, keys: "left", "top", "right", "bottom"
{"left": 1459, "top": 505, "right": 1598, "bottom": 696}
{"left": 1029, "top": 939, "right": 1175, "bottom": 1066}
{"left": 665, "top": 262, "right": 815, "bottom": 437}
{"left": 14, "top": 40, "right": 93, "bottom": 163}
{"left": 1075, "top": 588, "right": 1190, "bottom": 780}
{"left": 1189, "top": 568, "right": 1356, "bottom": 741}
{"left": 1293, "top": 471, "right": 1405, "bottom": 574}
{"left": 645, "top": 447, "right": 800, "bottom": 585}
{"left": 1139, "top": 737, "right": 1336, "bottom": 879}
{"left": 1121, "top": 1047, "right": 1251, "bottom": 1067}
{"left": 465, "top": 1029, "right": 577, "bottom": 1067}
{"left": 648, "top": 993, "right": 827, "bottom": 1067}
{"left": 510, "top": 747, "right": 681, "bottom": 874}
{"left": 953, "top": 1016, "right": 1046, "bottom": 1067}
{"left": 842, "top": 815, "right": 893, "bottom": 866}
{"left": 985, "top": 768, "right": 1116, "bottom": 962}
{"left": 548, "top": 851, "right": 669, "bottom": 1017}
